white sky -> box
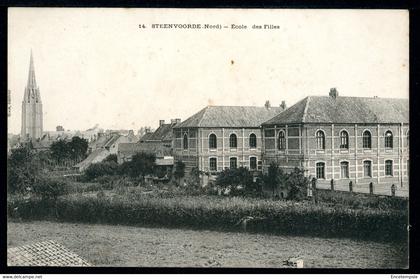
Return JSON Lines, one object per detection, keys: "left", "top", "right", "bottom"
{"left": 8, "top": 8, "right": 409, "bottom": 134}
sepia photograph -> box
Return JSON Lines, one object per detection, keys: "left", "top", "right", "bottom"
{"left": 6, "top": 8, "right": 409, "bottom": 269}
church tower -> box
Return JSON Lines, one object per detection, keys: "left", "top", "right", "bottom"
{"left": 21, "top": 51, "right": 43, "bottom": 140}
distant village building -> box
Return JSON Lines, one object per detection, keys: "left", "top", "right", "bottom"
{"left": 261, "top": 88, "right": 409, "bottom": 190}
{"left": 118, "top": 119, "right": 179, "bottom": 164}
{"left": 74, "top": 131, "right": 138, "bottom": 171}
{"left": 21, "top": 51, "right": 43, "bottom": 140}
{"left": 173, "top": 105, "right": 284, "bottom": 179}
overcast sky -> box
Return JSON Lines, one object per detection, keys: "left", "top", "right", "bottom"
{"left": 8, "top": 8, "right": 408, "bottom": 134}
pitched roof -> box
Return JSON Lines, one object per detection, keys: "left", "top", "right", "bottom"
{"left": 176, "top": 106, "right": 284, "bottom": 128}
{"left": 118, "top": 142, "right": 143, "bottom": 153}
{"left": 147, "top": 123, "right": 175, "bottom": 141}
{"left": 263, "top": 96, "right": 409, "bottom": 125}
{"left": 139, "top": 123, "right": 176, "bottom": 142}
{"left": 119, "top": 142, "right": 172, "bottom": 157}
{"left": 139, "top": 132, "right": 154, "bottom": 142}
{"left": 103, "top": 134, "right": 121, "bottom": 148}
{"left": 74, "top": 148, "right": 109, "bottom": 169}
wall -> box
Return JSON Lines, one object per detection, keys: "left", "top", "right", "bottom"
{"left": 173, "top": 127, "right": 263, "bottom": 173}
{"left": 262, "top": 123, "right": 409, "bottom": 189}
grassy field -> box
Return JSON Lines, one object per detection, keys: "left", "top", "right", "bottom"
{"left": 7, "top": 220, "right": 408, "bottom": 268}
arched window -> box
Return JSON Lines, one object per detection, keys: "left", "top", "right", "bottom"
{"left": 340, "top": 161, "right": 349, "bottom": 178}
{"left": 209, "top": 158, "right": 217, "bottom": 171}
{"left": 363, "top": 131, "right": 371, "bottom": 149}
{"left": 249, "top": 133, "right": 257, "bottom": 148}
{"left": 340, "top": 131, "right": 349, "bottom": 149}
{"left": 363, "top": 160, "right": 372, "bottom": 177}
{"left": 209, "top": 134, "right": 217, "bottom": 149}
{"left": 229, "top": 134, "right": 237, "bottom": 148}
{"left": 385, "top": 160, "right": 393, "bottom": 176}
{"left": 230, "top": 157, "right": 237, "bottom": 169}
{"left": 385, "top": 131, "right": 393, "bottom": 149}
{"left": 316, "top": 162, "right": 325, "bottom": 179}
{"left": 249, "top": 157, "right": 257, "bottom": 170}
{"left": 316, "top": 130, "right": 325, "bottom": 150}
{"left": 183, "top": 134, "right": 188, "bottom": 150}
{"left": 278, "top": 131, "right": 286, "bottom": 150}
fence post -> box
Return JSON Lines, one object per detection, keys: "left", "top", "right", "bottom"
{"left": 391, "top": 184, "right": 396, "bottom": 197}
{"left": 311, "top": 178, "right": 317, "bottom": 204}
{"left": 330, "top": 179, "right": 335, "bottom": 191}
{"left": 349, "top": 181, "right": 353, "bottom": 193}
{"left": 369, "top": 182, "right": 374, "bottom": 195}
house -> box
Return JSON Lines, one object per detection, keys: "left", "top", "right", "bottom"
{"left": 73, "top": 148, "right": 111, "bottom": 172}
{"left": 117, "top": 120, "right": 178, "bottom": 163}
{"left": 261, "top": 88, "right": 409, "bottom": 195}
{"left": 172, "top": 104, "right": 285, "bottom": 184}
{"left": 74, "top": 132, "right": 138, "bottom": 172}
{"left": 116, "top": 120, "right": 179, "bottom": 179}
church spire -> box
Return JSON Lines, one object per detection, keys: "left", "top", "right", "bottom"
{"left": 21, "top": 50, "right": 43, "bottom": 140}
{"left": 27, "top": 49, "right": 37, "bottom": 88}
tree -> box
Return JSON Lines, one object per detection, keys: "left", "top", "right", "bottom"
{"left": 173, "top": 160, "right": 186, "bottom": 186}
{"left": 121, "top": 152, "right": 156, "bottom": 179}
{"left": 85, "top": 161, "right": 119, "bottom": 180}
{"left": 186, "top": 167, "right": 201, "bottom": 188}
{"left": 50, "top": 137, "right": 88, "bottom": 165}
{"left": 7, "top": 147, "right": 41, "bottom": 194}
{"left": 69, "top": 136, "right": 88, "bottom": 161}
{"left": 286, "top": 167, "right": 310, "bottom": 200}
{"left": 103, "top": 154, "right": 118, "bottom": 163}
{"left": 50, "top": 139, "right": 70, "bottom": 164}
{"left": 216, "top": 167, "right": 253, "bottom": 188}
{"left": 264, "top": 162, "right": 284, "bottom": 197}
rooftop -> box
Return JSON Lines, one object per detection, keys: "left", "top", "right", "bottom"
{"left": 176, "top": 105, "right": 284, "bottom": 128}
{"left": 263, "top": 95, "right": 409, "bottom": 125}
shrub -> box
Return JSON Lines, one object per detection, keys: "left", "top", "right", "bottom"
{"left": 103, "top": 154, "right": 118, "bottom": 163}
{"left": 7, "top": 194, "right": 408, "bottom": 243}
{"left": 7, "top": 147, "right": 41, "bottom": 194}
{"left": 85, "top": 161, "right": 119, "bottom": 180}
{"left": 264, "top": 162, "right": 285, "bottom": 197}
{"left": 173, "top": 160, "right": 185, "bottom": 185}
{"left": 32, "top": 177, "right": 70, "bottom": 200}
{"left": 286, "top": 167, "right": 310, "bottom": 200}
{"left": 119, "top": 152, "right": 156, "bottom": 179}
{"left": 216, "top": 167, "right": 261, "bottom": 197}
{"left": 317, "top": 189, "right": 408, "bottom": 211}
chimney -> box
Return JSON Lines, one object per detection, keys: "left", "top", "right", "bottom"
{"left": 280, "top": 101, "right": 286, "bottom": 110}
{"left": 175, "top": 118, "right": 181, "bottom": 124}
{"left": 159, "top": 120, "right": 165, "bottom": 127}
{"left": 145, "top": 128, "right": 151, "bottom": 133}
{"left": 264, "top": 100, "right": 271, "bottom": 109}
{"left": 329, "top": 88, "right": 338, "bottom": 99}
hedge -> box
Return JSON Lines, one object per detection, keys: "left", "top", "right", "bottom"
{"left": 7, "top": 195, "right": 408, "bottom": 243}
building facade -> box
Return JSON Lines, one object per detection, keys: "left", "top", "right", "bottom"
{"left": 21, "top": 51, "right": 43, "bottom": 140}
{"left": 173, "top": 105, "right": 284, "bottom": 176}
{"left": 261, "top": 89, "right": 409, "bottom": 193}
{"left": 117, "top": 119, "right": 178, "bottom": 164}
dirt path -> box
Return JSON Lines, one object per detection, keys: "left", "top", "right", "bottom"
{"left": 7, "top": 221, "right": 408, "bottom": 268}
